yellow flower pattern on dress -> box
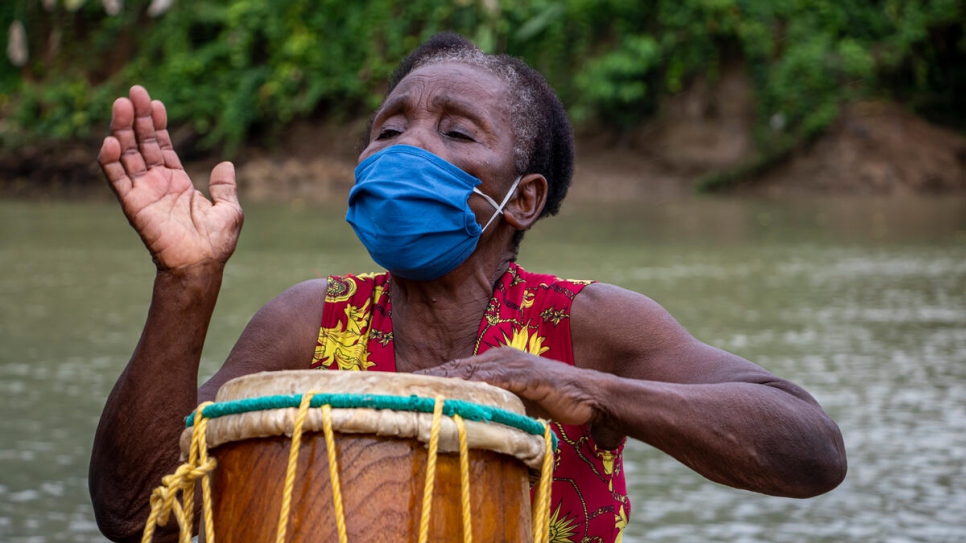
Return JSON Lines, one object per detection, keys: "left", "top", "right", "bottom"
{"left": 325, "top": 274, "right": 358, "bottom": 303}
{"left": 501, "top": 322, "right": 550, "bottom": 356}
{"left": 315, "top": 276, "right": 378, "bottom": 370}
{"left": 540, "top": 307, "right": 569, "bottom": 326}
{"left": 522, "top": 289, "right": 536, "bottom": 309}
{"left": 316, "top": 298, "right": 375, "bottom": 370}
{"left": 548, "top": 502, "right": 580, "bottom": 543}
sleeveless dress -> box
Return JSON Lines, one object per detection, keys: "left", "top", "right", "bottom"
{"left": 311, "top": 262, "right": 630, "bottom": 543}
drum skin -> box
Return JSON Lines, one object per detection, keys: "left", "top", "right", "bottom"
{"left": 210, "top": 433, "right": 532, "bottom": 542}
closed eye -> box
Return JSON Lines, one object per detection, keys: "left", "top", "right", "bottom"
{"left": 445, "top": 130, "right": 475, "bottom": 142}
{"left": 376, "top": 128, "right": 401, "bottom": 140}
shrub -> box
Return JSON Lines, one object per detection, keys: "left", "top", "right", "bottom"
{"left": 2, "top": 0, "right": 963, "bottom": 166}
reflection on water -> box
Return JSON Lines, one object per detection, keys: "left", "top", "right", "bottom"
{"left": 1, "top": 196, "right": 964, "bottom": 542}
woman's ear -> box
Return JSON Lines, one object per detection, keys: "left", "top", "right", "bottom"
{"left": 503, "top": 173, "right": 548, "bottom": 230}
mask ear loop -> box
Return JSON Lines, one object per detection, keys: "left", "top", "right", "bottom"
{"left": 475, "top": 176, "right": 523, "bottom": 232}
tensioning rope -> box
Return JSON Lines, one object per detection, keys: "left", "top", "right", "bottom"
{"left": 532, "top": 423, "right": 555, "bottom": 543}
{"left": 454, "top": 414, "right": 473, "bottom": 543}
{"left": 140, "top": 402, "right": 216, "bottom": 543}
{"left": 184, "top": 393, "right": 556, "bottom": 448}
{"left": 141, "top": 392, "right": 556, "bottom": 542}
{"left": 417, "top": 396, "right": 445, "bottom": 543}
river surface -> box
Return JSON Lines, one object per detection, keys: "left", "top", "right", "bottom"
{"left": 1, "top": 195, "right": 964, "bottom": 543}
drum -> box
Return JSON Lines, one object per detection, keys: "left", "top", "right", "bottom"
{"left": 165, "top": 370, "right": 553, "bottom": 543}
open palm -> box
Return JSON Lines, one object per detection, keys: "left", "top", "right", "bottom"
{"left": 98, "top": 86, "right": 243, "bottom": 270}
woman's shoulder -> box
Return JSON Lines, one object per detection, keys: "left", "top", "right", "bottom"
{"left": 569, "top": 281, "right": 691, "bottom": 374}
{"left": 198, "top": 278, "right": 331, "bottom": 395}
{"left": 511, "top": 262, "right": 594, "bottom": 293}
{"left": 260, "top": 278, "right": 331, "bottom": 327}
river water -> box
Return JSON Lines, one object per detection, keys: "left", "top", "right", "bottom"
{"left": 1, "top": 195, "right": 964, "bottom": 542}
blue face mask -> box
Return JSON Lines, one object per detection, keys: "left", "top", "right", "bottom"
{"left": 346, "top": 145, "right": 521, "bottom": 281}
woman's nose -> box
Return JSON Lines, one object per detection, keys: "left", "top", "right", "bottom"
{"left": 394, "top": 123, "right": 444, "bottom": 157}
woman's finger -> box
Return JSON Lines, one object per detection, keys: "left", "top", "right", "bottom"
{"left": 130, "top": 86, "right": 165, "bottom": 169}
{"left": 110, "top": 97, "right": 138, "bottom": 166}
{"left": 98, "top": 136, "right": 132, "bottom": 198}
{"left": 151, "top": 100, "right": 184, "bottom": 170}
{"left": 109, "top": 95, "right": 148, "bottom": 179}
{"left": 119, "top": 145, "right": 148, "bottom": 180}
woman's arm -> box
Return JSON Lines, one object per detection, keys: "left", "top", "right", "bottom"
{"left": 88, "top": 86, "right": 322, "bottom": 542}
{"left": 90, "top": 85, "right": 245, "bottom": 541}
{"left": 421, "top": 282, "right": 847, "bottom": 498}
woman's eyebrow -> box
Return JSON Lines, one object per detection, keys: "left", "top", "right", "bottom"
{"left": 430, "top": 95, "right": 493, "bottom": 130}
{"left": 373, "top": 94, "right": 412, "bottom": 123}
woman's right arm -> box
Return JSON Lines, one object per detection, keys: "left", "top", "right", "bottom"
{"left": 87, "top": 86, "right": 321, "bottom": 542}
{"left": 88, "top": 85, "right": 245, "bottom": 542}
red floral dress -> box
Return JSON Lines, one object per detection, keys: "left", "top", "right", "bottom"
{"left": 312, "top": 263, "right": 630, "bottom": 542}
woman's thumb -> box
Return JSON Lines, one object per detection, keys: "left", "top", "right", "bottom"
{"left": 208, "top": 161, "right": 238, "bottom": 206}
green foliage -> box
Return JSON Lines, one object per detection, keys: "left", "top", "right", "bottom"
{"left": 569, "top": 35, "right": 661, "bottom": 126}
{"left": 2, "top": 0, "right": 964, "bottom": 161}
{"left": 509, "top": 0, "right": 964, "bottom": 151}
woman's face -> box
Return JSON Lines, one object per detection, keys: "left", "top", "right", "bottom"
{"left": 358, "top": 62, "right": 519, "bottom": 206}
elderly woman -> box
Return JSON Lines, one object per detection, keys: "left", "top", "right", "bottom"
{"left": 90, "top": 33, "right": 846, "bottom": 542}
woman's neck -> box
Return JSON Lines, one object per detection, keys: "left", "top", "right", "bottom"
{"left": 389, "top": 255, "right": 512, "bottom": 373}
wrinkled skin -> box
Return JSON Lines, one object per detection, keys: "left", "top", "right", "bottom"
{"left": 89, "top": 66, "right": 846, "bottom": 543}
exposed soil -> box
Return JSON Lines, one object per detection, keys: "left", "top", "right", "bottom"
{"left": 221, "top": 78, "right": 966, "bottom": 203}
{"left": 737, "top": 101, "right": 966, "bottom": 196}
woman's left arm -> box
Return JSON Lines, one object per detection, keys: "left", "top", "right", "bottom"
{"left": 423, "top": 283, "right": 847, "bottom": 498}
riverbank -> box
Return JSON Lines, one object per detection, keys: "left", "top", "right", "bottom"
{"left": 2, "top": 100, "right": 965, "bottom": 202}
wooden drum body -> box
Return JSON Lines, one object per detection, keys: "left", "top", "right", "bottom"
{"left": 180, "top": 371, "right": 550, "bottom": 542}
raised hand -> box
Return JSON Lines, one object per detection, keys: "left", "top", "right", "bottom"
{"left": 98, "top": 85, "right": 243, "bottom": 271}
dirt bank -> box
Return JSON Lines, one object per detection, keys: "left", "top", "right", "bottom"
{"left": 738, "top": 102, "right": 966, "bottom": 196}
{"left": 2, "top": 100, "right": 965, "bottom": 202}
{"left": 226, "top": 99, "right": 966, "bottom": 203}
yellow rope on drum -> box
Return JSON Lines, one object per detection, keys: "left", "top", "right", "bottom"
{"left": 531, "top": 423, "right": 555, "bottom": 543}
{"left": 417, "top": 396, "right": 446, "bottom": 543}
{"left": 321, "top": 404, "right": 349, "bottom": 542}
{"left": 453, "top": 414, "right": 473, "bottom": 543}
{"left": 140, "top": 402, "right": 217, "bottom": 543}
{"left": 141, "top": 395, "right": 556, "bottom": 543}
{"left": 276, "top": 392, "right": 348, "bottom": 543}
